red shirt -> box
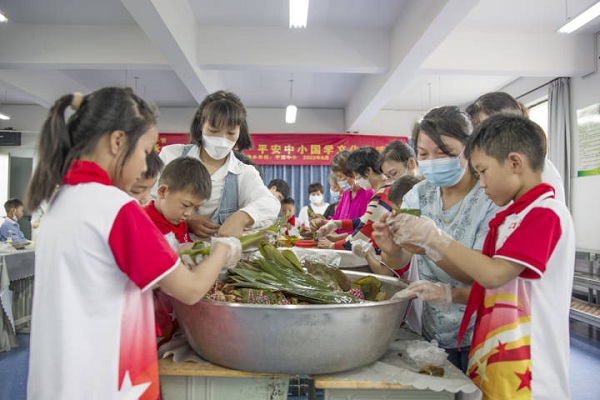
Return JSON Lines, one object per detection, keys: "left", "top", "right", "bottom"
{"left": 144, "top": 201, "right": 191, "bottom": 244}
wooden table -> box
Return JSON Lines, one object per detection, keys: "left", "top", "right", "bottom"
{"left": 0, "top": 249, "right": 35, "bottom": 352}
{"left": 159, "top": 357, "right": 292, "bottom": 400}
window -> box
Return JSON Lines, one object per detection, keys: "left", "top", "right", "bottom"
{"left": 528, "top": 99, "right": 549, "bottom": 137}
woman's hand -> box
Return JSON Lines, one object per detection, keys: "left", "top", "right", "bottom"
{"left": 186, "top": 214, "right": 220, "bottom": 238}
{"left": 218, "top": 210, "right": 253, "bottom": 237}
{"left": 317, "top": 237, "right": 335, "bottom": 249}
{"left": 309, "top": 217, "right": 328, "bottom": 231}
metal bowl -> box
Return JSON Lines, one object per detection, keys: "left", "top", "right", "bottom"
{"left": 170, "top": 271, "right": 411, "bottom": 374}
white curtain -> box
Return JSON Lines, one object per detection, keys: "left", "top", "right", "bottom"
{"left": 548, "top": 77, "right": 572, "bottom": 208}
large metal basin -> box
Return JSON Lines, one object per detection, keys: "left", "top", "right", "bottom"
{"left": 170, "top": 271, "right": 411, "bottom": 375}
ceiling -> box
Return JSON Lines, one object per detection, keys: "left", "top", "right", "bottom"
{"left": 0, "top": 0, "right": 598, "bottom": 131}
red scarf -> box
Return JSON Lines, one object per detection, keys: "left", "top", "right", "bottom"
{"left": 62, "top": 160, "right": 112, "bottom": 186}
{"left": 457, "top": 183, "right": 555, "bottom": 346}
{"left": 144, "top": 200, "right": 191, "bottom": 244}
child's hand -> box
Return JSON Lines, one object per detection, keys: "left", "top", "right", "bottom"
{"left": 386, "top": 214, "right": 452, "bottom": 261}
{"left": 187, "top": 214, "right": 220, "bottom": 238}
{"left": 211, "top": 237, "right": 242, "bottom": 269}
{"left": 406, "top": 280, "right": 452, "bottom": 312}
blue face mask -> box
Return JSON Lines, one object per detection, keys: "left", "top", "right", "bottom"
{"left": 338, "top": 180, "right": 351, "bottom": 192}
{"left": 330, "top": 189, "right": 342, "bottom": 203}
{"left": 419, "top": 156, "right": 465, "bottom": 187}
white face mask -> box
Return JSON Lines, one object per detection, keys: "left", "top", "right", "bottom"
{"left": 355, "top": 177, "right": 371, "bottom": 190}
{"left": 202, "top": 135, "right": 236, "bottom": 160}
{"left": 309, "top": 195, "right": 323, "bottom": 205}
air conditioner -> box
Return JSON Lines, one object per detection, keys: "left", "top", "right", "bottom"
{"left": 0, "top": 130, "right": 21, "bottom": 146}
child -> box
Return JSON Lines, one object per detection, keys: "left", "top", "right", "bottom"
{"left": 297, "top": 182, "right": 329, "bottom": 228}
{"left": 129, "top": 150, "right": 164, "bottom": 206}
{"left": 280, "top": 197, "right": 300, "bottom": 237}
{"left": 0, "top": 198, "right": 28, "bottom": 243}
{"left": 389, "top": 115, "right": 575, "bottom": 399}
{"left": 25, "top": 87, "right": 242, "bottom": 400}
{"left": 268, "top": 178, "right": 290, "bottom": 201}
{"left": 144, "top": 156, "right": 209, "bottom": 250}
{"left": 352, "top": 175, "right": 421, "bottom": 277}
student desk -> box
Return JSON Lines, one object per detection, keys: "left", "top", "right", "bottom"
{"left": 0, "top": 249, "right": 35, "bottom": 352}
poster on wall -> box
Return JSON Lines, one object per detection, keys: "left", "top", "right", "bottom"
{"left": 156, "top": 133, "right": 408, "bottom": 166}
{"left": 576, "top": 103, "right": 600, "bottom": 177}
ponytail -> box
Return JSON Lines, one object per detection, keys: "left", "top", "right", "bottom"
{"left": 25, "top": 93, "right": 77, "bottom": 211}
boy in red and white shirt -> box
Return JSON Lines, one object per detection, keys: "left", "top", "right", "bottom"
{"left": 387, "top": 115, "right": 575, "bottom": 399}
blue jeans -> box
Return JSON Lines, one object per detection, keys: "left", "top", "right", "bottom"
{"left": 445, "top": 346, "right": 470, "bottom": 373}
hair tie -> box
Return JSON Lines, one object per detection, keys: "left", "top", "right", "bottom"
{"left": 70, "top": 92, "right": 84, "bottom": 111}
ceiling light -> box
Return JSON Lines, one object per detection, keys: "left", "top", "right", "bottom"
{"left": 285, "top": 75, "right": 297, "bottom": 124}
{"left": 558, "top": 1, "right": 600, "bottom": 33}
{"left": 0, "top": 90, "right": 9, "bottom": 120}
{"left": 289, "top": 0, "right": 309, "bottom": 29}
{"left": 0, "top": 11, "right": 7, "bottom": 23}
{"left": 0, "top": 113, "right": 9, "bottom": 120}
{"left": 285, "top": 105, "right": 297, "bottom": 124}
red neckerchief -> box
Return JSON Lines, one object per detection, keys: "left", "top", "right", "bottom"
{"left": 457, "top": 183, "right": 555, "bottom": 346}
{"left": 144, "top": 200, "right": 191, "bottom": 243}
{"left": 62, "top": 160, "right": 113, "bottom": 186}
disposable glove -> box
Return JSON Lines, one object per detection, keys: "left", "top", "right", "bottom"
{"left": 351, "top": 239, "right": 375, "bottom": 258}
{"left": 386, "top": 214, "right": 452, "bottom": 261}
{"left": 406, "top": 280, "right": 452, "bottom": 312}
{"left": 317, "top": 220, "right": 338, "bottom": 239}
{"left": 211, "top": 236, "right": 242, "bottom": 269}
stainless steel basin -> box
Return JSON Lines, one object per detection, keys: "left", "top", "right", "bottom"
{"left": 170, "top": 271, "right": 411, "bottom": 374}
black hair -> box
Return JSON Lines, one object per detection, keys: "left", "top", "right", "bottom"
{"left": 345, "top": 146, "right": 382, "bottom": 176}
{"left": 268, "top": 178, "right": 290, "bottom": 198}
{"left": 26, "top": 87, "right": 157, "bottom": 211}
{"left": 4, "top": 198, "right": 24, "bottom": 214}
{"left": 414, "top": 106, "right": 472, "bottom": 156}
{"left": 189, "top": 90, "right": 253, "bottom": 151}
{"left": 380, "top": 140, "right": 415, "bottom": 168}
{"left": 465, "top": 114, "right": 545, "bottom": 172}
{"left": 159, "top": 157, "right": 212, "bottom": 199}
{"left": 466, "top": 92, "right": 524, "bottom": 129}
{"left": 388, "top": 176, "right": 421, "bottom": 206}
{"left": 234, "top": 149, "right": 263, "bottom": 178}
{"left": 281, "top": 197, "right": 295, "bottom": 206}
{"left": 308, "top": 182, "right": 324, "bottom": 195}
{"left": 329, "top": 149, "right": 352, "bottom": 177}
{"left": 141, "top": 150, "right": 164, "bottom": 180}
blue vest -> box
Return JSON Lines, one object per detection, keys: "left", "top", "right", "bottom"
{"left": 181, "top": 145, "right": 239, "bottom": 224}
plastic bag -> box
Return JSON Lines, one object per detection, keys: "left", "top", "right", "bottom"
{"left": 405, "top": 339, "right": 448, "bottom": 368}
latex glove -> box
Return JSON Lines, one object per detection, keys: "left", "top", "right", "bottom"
{"left": 351, "top": 239, "right": 375, "bottom": 259}
{"left": 407, "top": 280, "right": 452, "bottom": 312}
{"left": 317, "top": 237, "right": 335, "bottom": 249}
{"left": 317, "top": 220, "right": 338, "bottom": 239}
{"left": 309, "top": 218, "right": 327, "bottom": 231}
{"left": 211, "top": 237, "right": 242, "bottom": 269}
{"left": 386, "top": 214, "right": 452, "bottom": 261}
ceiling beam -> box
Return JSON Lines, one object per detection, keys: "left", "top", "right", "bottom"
{"left": 0, "top": 70, "right": 90, "bottom": 109}
{"left": 345, "top": 0, "right": 480, "bottom": 131}
{"left": 122, "top": 0, "right": 222, "bottom": 104}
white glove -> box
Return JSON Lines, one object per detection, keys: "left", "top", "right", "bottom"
{"left": 211, "top": 237, "right": 242, "bottom": 269}
{"left": 317, "top": 220, "right": 338, "bottom": 239}
{"left": 351, "top": 239, "right": 375, "bottom": 259}
{"left": 386, "top": 214, "right": 452, "bottom": 261}
{"left": 407, "top": 280, "right": 452, "bottom": 312}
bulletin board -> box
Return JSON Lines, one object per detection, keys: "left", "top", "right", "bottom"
{"left": 572, "top": 103, "right": 600, "bottom": 252}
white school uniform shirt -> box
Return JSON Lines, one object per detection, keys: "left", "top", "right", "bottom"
{"left": 27, "top": 161, "right": 179, "bottom": 400}
{"left": 542, "top": 158, "right": 566, "bottom": 204}
{"left": 157, "top": 144, "right": 280, "bottom": 228}
{"left": 297, "top": 203, "right": 330, "bottom": 227}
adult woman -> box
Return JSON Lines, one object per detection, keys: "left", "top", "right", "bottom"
{"left": 372, "top": 106, "right": 502, "bottom": 372}
{"left": 312, "top": 150, "right": 373, "bottom": 237}
{"left": 379, "top": 139, "right": 422, "bottom": 183}
{"left": 157, "top": 91, "right": 280, "bottom": 237}
{"left": 317, "top": 146, "right": 393, "bottom": 252}
{"left": 466, "top": 91, "right": 565, "bottom": 203}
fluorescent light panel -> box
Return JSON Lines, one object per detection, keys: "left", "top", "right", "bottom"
{"left": 285, "top": 105, "right": 297, "bottom": 124}
{"left": 0, "top": 112, "right": 10, "bottom": 120}
{"left": 558, "top": 1, "right": 600, "bottom": 33}
{"left": 0, "top": 11, "right": 7, "bottom": 23}
{"left": 289, "top": 0, "right": 309, "bottom": 28}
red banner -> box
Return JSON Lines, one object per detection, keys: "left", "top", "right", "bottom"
{"left": 157, "top": 133, "right": 408, "bottom": 165}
